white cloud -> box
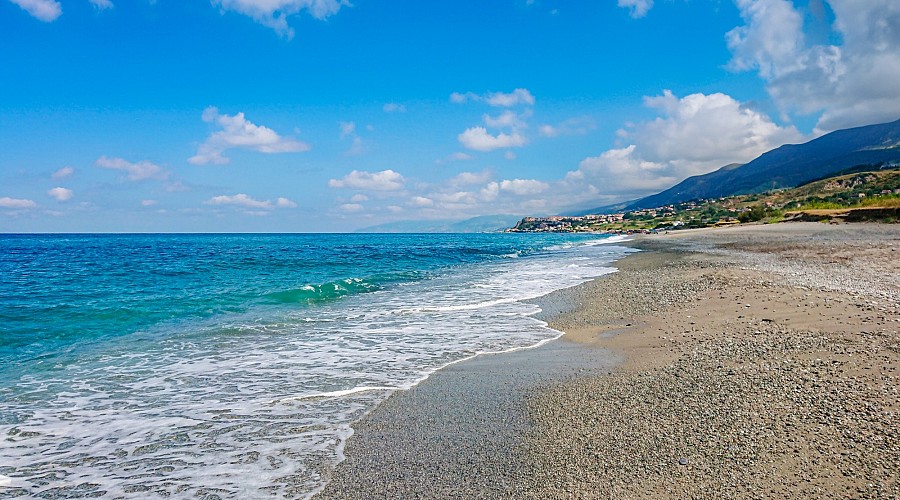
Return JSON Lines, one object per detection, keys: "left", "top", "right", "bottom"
{"left": 89, "top": 0, "right": 113, "bottom": 10}
{"left": 450, "top": 92, "right": 471, "bottom": 104}
{"left": 485, "top": 89, "right": 535, "bottom": 107}
{"left": 350, "top": 194, "right": 369, "bottom": 202}
{"left": 456, "top": 91, "right": 533, "bottom": 153}
{"left": 499, "top": 179, "right": 549, "bottom": 196}
{"left": 479, "top": 182, "right": 500, "bottom": 202}
{"left": 634, "top": 90, "right": 803, "bottom": 170}
{"left": 450, "top": 171, "right": 492, "bottom": 186}
{"left": 449, "top": 152, "right": 474, "bottom": 161}
{"left": 618, "top": 0, "right": 653, "bottom": 18}
{"left": 332, "top": 89, "right": 808, "bottom": 221}
{"left": 433, "top": 191, "right": 476, "bottom": 204}
{"left": 52, "top": 166, "right": 74, "bottom": 179}
{"left": 458, "top": 127, "right": 527, "bottom": 152}
{"left": 339, "top": 203, "right": 364, "bottom": 212}
{"left": 96, "top": 156, "right": 168, "bottom": 181}
{"left": 726, "top": 0, "right": 807, "bottom": 80}
{"left": 409, "top": 196, "right": 434, "bottom": 207}
{"left": 726, "top": 0, "right": 900, "bottom": 131}
{"left": 504, "top": 151, "right": 517, "bottom": 161}
{"left": 562, "top": 90, "right": 802, "bottom": 200}
{"left": 570, "top": 145, "right": 675, "bottom": 194}
{"left": 383, "top": 102, "right": 407, "bottom": 113}
{"left": 538, "top": 125, "right": 558, "bottom": 138}
{"left": 8, "top": 0, "right": 61, "bottom": 22}
{"left": 211, "top": 0, "right": 349, "bottom": 39}
{"left": 328, "top": 169, "right": 406, "bottom": 191}
{"left": 0, "top": 197, "right": 37, "bottom": 209}
{"left": 276, "top": 197, "right": 298, "bottom": 208}
{"left": 450, "top": 88, "right": 535, "bottom": 107}
{"left": 483, "top": 110, "right": 527, "bottom": 129}
{"left": 142, "top": 199, "right": 158, "bottom": 206}
{"left": 205, "top": 193, "right": 296, "bottom": 210}
{"left": 47, "top": 187, "right": 73, "bottom": 201}
{"left": 206, "top": 193, "right": 272, "bottom": 209}
{"left": 189, "top": 107, "right": 309, "bottom": 165}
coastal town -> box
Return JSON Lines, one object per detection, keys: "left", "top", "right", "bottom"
{"left": 508, "top": 168, "right": 900, "bottom": 233}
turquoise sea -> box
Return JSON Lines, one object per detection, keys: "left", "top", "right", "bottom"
{"left": 0, "top": 233, "right": 632, "bottom": 497}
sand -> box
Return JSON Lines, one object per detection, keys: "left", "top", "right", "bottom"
{"left": 316, "top": 222, "right": 899, "bottom": 499}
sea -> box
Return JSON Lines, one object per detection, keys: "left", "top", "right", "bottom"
{"left": 0, "top": 233, "right": 632, "bottom": 498}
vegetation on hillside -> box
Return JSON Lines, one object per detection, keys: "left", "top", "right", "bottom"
{"left": 510, "top": 167, "right": 900, "bottom": 233}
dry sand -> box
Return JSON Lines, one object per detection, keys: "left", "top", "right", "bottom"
{"left": 317, "top": 222, "right": 899, "bottom": 499}
{"left": 530, "top": 222, "right": 899, "bottom": 499}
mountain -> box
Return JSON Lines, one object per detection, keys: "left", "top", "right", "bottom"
{"left": 356, "top": 214, "right": 523, "bottom": 233}
{"left": 577, "top": 118, "right": 900, "bottom": 213}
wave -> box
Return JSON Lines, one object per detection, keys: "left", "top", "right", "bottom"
{"left": 264, "top": 278, "right": 382, "bottom": 305}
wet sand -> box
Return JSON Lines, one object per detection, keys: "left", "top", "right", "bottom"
{"left": 316, "top": 222, "right": 899, "bottom": 498}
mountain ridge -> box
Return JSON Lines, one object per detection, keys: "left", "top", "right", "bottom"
{"left": 572, "top": 118, "right": 900, "bottom": 214}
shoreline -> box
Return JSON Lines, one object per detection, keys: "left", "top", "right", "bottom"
{"left": 315, "top": 222, "right": 899, "bottom": 498}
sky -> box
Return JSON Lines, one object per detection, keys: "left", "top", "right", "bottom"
{"left": 1, "top": 0, "right": 899, "bottom": 232}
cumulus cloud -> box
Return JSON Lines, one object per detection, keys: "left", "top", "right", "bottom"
{"left": 96, "top": 156, "right": 168, "bottom": 181}
{"left": 276, "top": 197, "right": 298, "bottom": 208}
{"left": 339, "top": 203, "right": 364, "bottom": 212}
{"left": 328, "top": 169, "right": 406, "bottom": 191}
{"left": 618, "top": 0, "right": 653, "bottom": 18}
{"left": 8, "top": 0, "right": 61, "bottom": 22}
{"left": 206, "top": 193, "right": 272, "bottom": 209}
{"left": 450, "top": 88, "right": 535, "bottom": 107}
{"left": 0, "top": 197, "right": 38, "bottom": 209}
{"left": 450, "top": 171, "right": 492, "bottom": 186}
{"left": 569, "top": 145, "right": 675, "bottom": 194}
{"left": 633, "top": 90, "right": 803, "bottom": 169}
{"left": 189, "top": 107, "right": 309, "bottom": 165}
{"left": 499, "top": 179, "right": 549, "bottom": 196}
{"left": 52, "top": 166, "right": 74, "bottom": 179}
{"left": 483, "top": 110, "right": 528, "bottom": 129}
{"left": 726, "top": 0, "right": 900, "bottom": 131}
{"left": 455, "top": 89, "right": 533, "bottom": 153}
{"left": 205, "top": 193, "right": 296, "bottom": 211}
{"left": 211, "top": 0, "right": 349, "bottom": 38}
{"left": 562, "top": 90, "right": 802, "bottom": 201}
{"left": 458, "top": 127, "right": 527, "bottom": 152}
{"left": 409, "top": 196, "right": 434, "bottom": 207}
{"left": 47, "top": 187, "right": 73, "bottom": 201}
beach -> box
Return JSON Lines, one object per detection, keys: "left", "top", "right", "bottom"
{"left": 317, "top": 222, "right": 899, "bottom": 498}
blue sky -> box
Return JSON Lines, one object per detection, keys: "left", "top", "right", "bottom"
{"left": 2, "top": 0, "right": 899, "bottom": 232}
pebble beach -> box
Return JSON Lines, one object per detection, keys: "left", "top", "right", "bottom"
{"left": 317, "top": 222, "right": 899, "bottom": 498}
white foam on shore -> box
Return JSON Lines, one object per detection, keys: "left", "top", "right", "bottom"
{"left": 279, "top": 386, "right": 398, "bottom": 402}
